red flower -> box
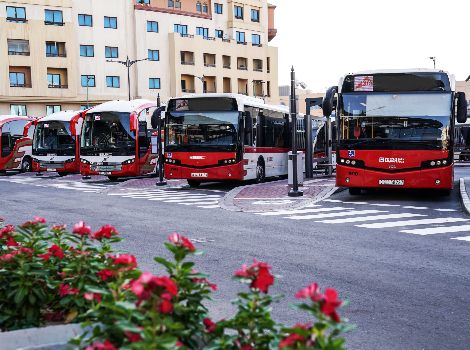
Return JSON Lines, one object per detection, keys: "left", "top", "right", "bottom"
{"left": 168, "top": 233, "right": 196, "bottom": 251}
{"left": 320, "top": 288, "right": 341, "bottom": 322}
{"left": 6, "top": 236, "right": 19, "bottom": 247}
{"left": 84, "top": 292, "right": 102, "bottom": 302}
{"left": 130, "top": 272, "right": 178, "bottom": 311}
{"left": 34, "top": 217, "right": 46, "bottom": 224}
{"left": 111, "top": 254, "right": 137, "bottom": 270}
{"left": 59, "top": 283, "right": 79, "bottom": 297}
{"left": 124, "top": 331, "right": 142, "bottom": 343}
{"left": 203, "top": 318, "right": 216, "bottom": 333}
{"left": 73, "top": 221, "right": 91, "bottom": 236}
{"left": 38, "top": 253, "right": 51, "bottom": 261}
{"left": 279, "top": 333, "right": 306, "bottom": 349}
{"left": 51, "top": 224, "right": 67, "bottom": 231}
{"left": 85, "top": 340, "right": 117, "bottom": 350}
{"left": 0, "top": 251, "right": 19, "bottom": 261}
{"left": 0, "top": 225, "right": 15, "bottom": 239}
{"left": 49, "top": 244, "right": 65, "bottom": 259}
{"left": 234, "top": 260, "right": 275, "bottom": 293}
{"left": 192, "top": 277, "right": 218, "bottom": 291}
{"left": 93, "top": 225, "right": 118, "bottom": 240}
{"left": 295, "top": 283, "right": 322, "bottom": 302}
{"left": 159, "top": 293, "right": 174, "bottom": 314}
{"left": 97, "top": 269, "right": 114, "bottom": 281}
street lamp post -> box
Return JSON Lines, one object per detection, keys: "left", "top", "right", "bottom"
{"left": 429, "top": 56, "right": 436, "bottom": 69}
{"left": 106, "top": 56, "right": 148, "bottom": 101}
{"left": 156, "top": 93, "right": 167, "bottom": 186}
{"left": 288, "top": 66, "right": 303, "bottom": 197}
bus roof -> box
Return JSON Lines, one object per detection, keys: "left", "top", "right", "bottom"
{"left": 339, "top": 69, "right": 456, "bottom": 92}
{"left": 0, "top": 115, "right": 33, "bottom": 128}
{"left": 172, "top": 93, "right": 289, "bottom": 113}
{"left": 39, "top": 111, "right": 82, "bottom": 122}
{"left": 86, "top": 99, "right": 157, "bottom": 114}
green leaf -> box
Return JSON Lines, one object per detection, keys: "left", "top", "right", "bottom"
{"left": 14, "top": 287, "right": 27, "bottom": 304}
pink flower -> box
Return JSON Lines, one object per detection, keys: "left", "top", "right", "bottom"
{"left": 73, "top": 221, "right": 91, "bottom": 236}
{"left": 85, "top": 340, "right": 117, "bottom": 350}
{"left": 234, "top": 260, "right": 275, "bottom": 293}
{"left": 51, "top": 224, "right": 67, "bottom": 231}
{"left": 34, "top": 217, "right": 46, "bottom": 224}
{"left": 93, "top": 225, "right": 118, "bottom": 240}
{"left": 295, "top": 283, "right": 322, "bottom": 302}
{"left": 168, "top": 233, "right": 196, "bottom": 251}
{"left": 59, "top": 283, "right": 79, "bottom": 297}
{"left": 111, "top": 254, "right": 137, "bottom": 270}
{"left": 84, "top": 292, "right": 102, "bottom": 302}
{"left": 0, "top": 225, "right": 15, "bottom": 239}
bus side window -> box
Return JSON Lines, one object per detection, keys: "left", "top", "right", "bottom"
{"left": 244, "top": 111, "right": 252, "bottom": 146}
{"left": 138, "top": 121, "right": 149, "bottom": 158}
{"left": 1, "top": 132, "right": 12, "bottom": 157}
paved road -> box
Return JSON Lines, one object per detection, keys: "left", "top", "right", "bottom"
{"left": 0, "top": 172, "right": 469, "bottom": 350}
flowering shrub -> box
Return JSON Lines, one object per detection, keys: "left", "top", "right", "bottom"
{"left": 0, "top": 218, "right": 124, "bottom": 331}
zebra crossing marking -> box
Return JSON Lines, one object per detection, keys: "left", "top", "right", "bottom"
{"left": 255, "top": 206, "right": 351, "bottom": 216}
{"left": 400, "top": 225, "right": 470, "bottom": 235}
{"left": 403, "top": 206, "right": 429, "bottom": 210}
{"left": 357, "top": 217, "right": 469, "bottom": 229}
{"left": 451, "top": 236, "right": 470, "bottom": 242}
{"left": 434, "top": 209, "right": 457, "bottom": 212}
{"left": 317, "top": 213, "right": 425, "bottom": 224}
{"left": 285, "top": 209, "right": 387, "bottom": 220}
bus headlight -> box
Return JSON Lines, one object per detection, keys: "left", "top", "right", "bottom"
{"left": 430, "top": 161, "right": 436, "bottom": 166}
{"left": 122, "top": 159, "right": 135, "bottom": 165}
{"left": 81, "top": 158, "right": 91, "bottom": 165}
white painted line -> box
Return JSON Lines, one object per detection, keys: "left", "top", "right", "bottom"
{"left": 451, "top": 236, "right": 470, "bottom": 242}
{"left": 180, "top": 201, "right": 220, "bottom": 205}
{"left": 286, "top": 210, "right": 387, "bottom": 220}
{"left": 403, "top": 206, "right": 429, "bottom": 210}
{"left": 400, "top": 225, "right": 470, "bottom": 235}
{"left": 197, "top": 205, "right": 220, "bottom": 209}
{"left": 372, "top": 203, "right": 401, "bottom": 207}
{"left": 434, "top": 209, "right": 457, "bottom": 212}
{"left": 256, "top": 207, "right": 354, "bottom": 216}
{"left": 322, "top": 199, "right": 343, "bottom": 203}
{"left": 460, "top": 178, "right": 470, "bottom": 215}
{"left": 340, "top": 201, "right": 369, "bottom": 205}
{"left": 358, "top": 217, "right": 468, "bottom": 229}
{"left": 164, "top": 198, "right": 221, "bottom": 203}
{"left": 318, "top": 213, "right": 425, "bottom": 224}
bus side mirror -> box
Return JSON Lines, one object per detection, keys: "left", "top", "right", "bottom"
{"left": 456, "top": 92, "right": 468, "bottom": 124}
{"left": 322, "top": 86, "right": 338, "bottom": 117}
{"left": 130, "top": 114, "right": 138, "bottom": 131}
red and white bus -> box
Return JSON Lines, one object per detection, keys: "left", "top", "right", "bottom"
{"left": 164, "top": 94, "right": 290, "bottom": 186}
{"left": 322, "top": 69, "right": 468, "bottom": 195}
{"left": 32, "top": 111, "right": 84, "bottom": 176}
{"left": 80, "top": 100, "right": 159, "bottom": 181}
{"left": 0, "top": 115, "right": 34, "bottom": 174}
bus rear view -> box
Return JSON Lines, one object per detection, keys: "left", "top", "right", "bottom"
{"left": 322, "top": 69, "right": 468, "bottom": 195}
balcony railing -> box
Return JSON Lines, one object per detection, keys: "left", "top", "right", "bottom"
{"left": 179, "top": 34, "right": 194, "bottom": 38}
{"left": 10, "top": 83, "right": 32, "bottom": 88}
{"left": 8, "top": 51, "right": 30, "bottom": 56}
{"left": 237, "top": 41, "right": 247, "bottom": 45}
{"left": 44, "top": 21, "right": 64, "bottom": 26}
{"left": 48, "top": 84, "right": 68, "bottom": 89}
{"left": 237, "top": 65, "right": 248, "bottom": 71}
{"left": 252, "top": 43, "right": 263, "bottom": 47}
{"left": 223, "top": 64, "right": 231, "bottom": 69}
{"left": 182, "top": 89, "right": 195, "bottom": 93}
{"left": 46, "top": 52, "right": 67, "bottom": 57}
{"left": 7, "top": 17, "right": 27, "bottom": 23}
{"left": 238, "top": 91, "right": 248, "bottom": 95}
{"left": 181, "top": 60, "right": 195, "bottom": 65}
{"left": 254, "top": 68, "right": 263, "bottom": 72}
{"left": 204, "top": 63, "right": 216, "bottom": 67}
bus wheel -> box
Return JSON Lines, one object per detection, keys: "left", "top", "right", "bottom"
{"left": 187, "top": 180, "right": 201, "bottom": 188}
{"left": 256, "top": 159, "right": 265, "bottom": 183}
{"left": 348, "top": 187, "right": 361, "bottom": 195}
{"left": 108, "top": 176, "right": 119, "bottom": 182}
{"left": 57, "top": 172, "right": 68, "bottom": 177}
{"left": 438, "top": 189, "right": 451, "bottom": 196}
{"left": 21, "top": 157, "right": 32, "bottom": 173}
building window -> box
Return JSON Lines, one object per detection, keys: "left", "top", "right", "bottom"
{"left": 8, "top": 39, "right": 29, "bottom": 56}
{"left": 81, "top": 75, "right": 95, "bottom": 87}
{"left": 10, "top": 105, "right": 27, "bottom": 116}
{"left": 175, "top": 0, "right": 181, "bottom": 8}
{"left": 105, "top": 46, "right": 119, "bottom": 58}
{"left": 47, "top": 73, "right": 61, "bottom": 88}
{"left": 196, "top": 2, "right": 202, "bottom": 12}
{"left": 202, "top": 3, "right": 208, "bottom": 13}
{"left": 78, "top": 14, "right": 93, "bottom": 26}
{"left": 251, "top": 9, "right": 260, "bottom": 22}
{"left": 147, "top": 20, "right": 158, "bottom": 32}
{"left": 214, "top": 3, "right": 223, "bottom": 14}
{"left": 46, "top": 42, "right": 66, "bottom": 57}
{"left": 80, "top": 45, "right": 94, "bottom": 57}
{"left": 215, "top": 30, "right": 223, "bottom": 38}
{"left": 168, "top": 0, "right": 174, "bottom": 7}
{"left": 137, "top": 0, "right": 150, "bottom": 4}
{"left": 252, "top": 34, "right": 261, "bottom": 46}
{"left": 196, "top": 27, "right": 209, "bottom": 38}
{"left": 9, "top": 72, "right": 26, "bottom": 87}
{"left": 6, "top": 6, "right": 26, "bottom": 22}
{"left": 236, "top": 31, "right": 245, "bottom": 44}
{"left": 149, "top": 78, "right": 161, "bottom": 89}
{"left": 104, "top": 16, "right": 117, "bottom": 29}
{"left": 234, "top": 6, "right": 243, "bottom": 19}
{"left": 106, "top": 76, "right": 120, "bottom": 88}
{"left": 44, "top": 10, "right": 63, "bottom": 25}
{"left": 174, "top": 24, "right": 188, "bottom": 36}
{"left": 148, "top": 49, "right": 159, "bottom": 61}
{"left": 46, "top": 105, "right": 61, "bottom": 115}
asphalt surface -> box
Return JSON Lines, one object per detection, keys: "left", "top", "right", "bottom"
{"left": 1, "top": 170, "right": 469, "bottom": 350}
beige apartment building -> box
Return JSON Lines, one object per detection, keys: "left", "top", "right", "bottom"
{"left": 0, "top": 0, "right": 279, "bottom": 117}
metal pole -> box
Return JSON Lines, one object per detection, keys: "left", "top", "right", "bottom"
{"left": 305, "top": 103, "right": 313, "bottom": 178}
{"left": 326, "top": 115, "right": 333, "bottom": 176}
{"left": 156, "top": 93, "right": 167, "bottom": 186}
{"left": 127, "top": 56, "right": 131, "bottom": 101}
{"left": 289, "top": 66, "right": 303, "bottom": 197}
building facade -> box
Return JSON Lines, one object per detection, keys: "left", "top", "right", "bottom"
{"left": 0, "top": 0, "right": 279, "bottom": 117}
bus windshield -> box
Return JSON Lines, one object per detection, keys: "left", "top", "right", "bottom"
{"left": 166, "top": 111, "right": 239, "bottom": 151}
{"left": 81, "top": 112, "right": 135, "bottom": 156}
{"left": 339, "top": 93, "right": 452, "bottom": 150}
{"left": 33, "top": 121, "right": 75, "bottom": 156}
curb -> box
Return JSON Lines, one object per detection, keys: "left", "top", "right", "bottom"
{"left": 459, "top": 177, "right": 470, "bottom": 216}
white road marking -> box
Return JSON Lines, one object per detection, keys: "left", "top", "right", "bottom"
{"left": 451, "top": 236, "right": 470, "bottom": 242}
{"left": 318, "top": 213, "right": 425, "bottom": 224}
{"left": 372, "top": 203, "right": 401, "bottom": 207}
{"left": 357, "top": 217, "right": 468, "bottom": 229}
{"left": 285, "top": 210, "right": 387, "bottom": 220}
{"left": 197, "top": 205, "right": 220, "bottom": 209}
{"left": 256, "top": 207, "right": 354, "bottom": 216}
{"left": 403, "top": 206, "right": 429, "bottom": 210}
{"left": 322, "top": 199, "right": 343, "bottom": 203}
{"left": 400, "top": 225, "right": 470, "bottom": 235}
{"left": 434, "top": 209, "right": 457, "bottom": 212}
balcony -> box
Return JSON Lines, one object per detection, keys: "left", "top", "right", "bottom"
{"left": 48, "top": 84, "right": 68, "bottom": 89}
{"left": 10, "top": 83, "right": 32, "bottom": 88}
{"left": 204, "top": 53, "right": 216, "bottom": 68}
{"left": 8, "top": 51, "right": 30, "bottom": 56}
{"left": 181, "top": 51, "right": 195, "bottom": 65}
{"left": 7, "top": 17, "right": 27, "bottom": 23}
{"left": 44, "top": 21, "right": 64, "bottom": 26}
{"left": 182, "top": 89, "right": 195, "bottom": 93}
{"left": 181, "top": 60, "right": 195, "bottom": 65}
{"left": 46, "top": 52, "right": 67, "bottom": 57}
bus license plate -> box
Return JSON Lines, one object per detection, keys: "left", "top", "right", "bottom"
{"left": 99, "top": 172, "right": 112, "bottom": 175}
{"left": 379, "top": 179, "right": 404, "bottom": 186}
{"left": 191, "top": 173, "right": 208, "bottom": 178}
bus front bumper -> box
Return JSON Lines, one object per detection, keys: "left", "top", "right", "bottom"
{"left": 80, "top": 162, "right": 138, "bottom": 177}
{"left": 165, "top": 163, "right": 244, "bottom": 181}
{"left": 336, "top": 164, "right": 454, "bottom": 189}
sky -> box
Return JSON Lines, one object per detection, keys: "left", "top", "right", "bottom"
{"left": 270, "top": 0, "right": 470, "bottom": 92}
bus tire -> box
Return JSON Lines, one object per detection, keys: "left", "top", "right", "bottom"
{"left": 187, "top": 180, "right": 201, "bottom": 188}
{"left": 348, "top": 187, "right": 361, "bottom": 195}
{"left": 108, "top": 176, "right": 119, "bottom": 182}
{"left": 21, "top": 157, "right": 32, "bottom": 173}
{"left": 57, "top": 172, "right": 68, "bottom": 177}
{"left": 256, "top": 158, "right": 265, "bottom": 183}
{"left": 437, "top": 189, "right": 451, "bottom": 196}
